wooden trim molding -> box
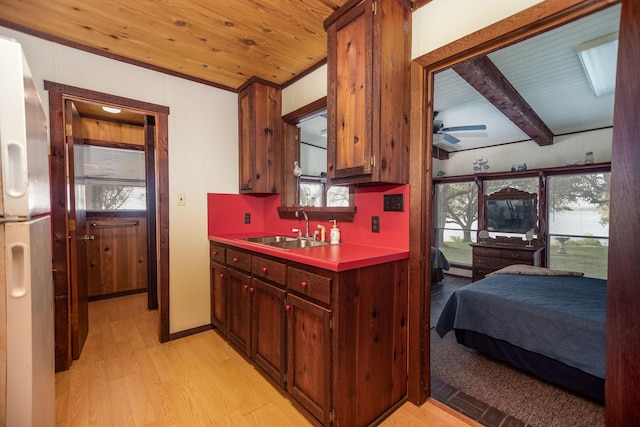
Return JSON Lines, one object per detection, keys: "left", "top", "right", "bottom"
{"left": 45, "top": 81, "right": 171, "bottom": 371}
{"left": 169, "top": 324, "right": 213, "bottom": 341}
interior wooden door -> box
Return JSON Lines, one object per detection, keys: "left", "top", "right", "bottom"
{"left": 65, "top": 100, "right": 89, "bottom": 360}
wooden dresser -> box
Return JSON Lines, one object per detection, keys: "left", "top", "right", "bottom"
{"left": 471, "top": 240, "right": 544, "bottom": 281}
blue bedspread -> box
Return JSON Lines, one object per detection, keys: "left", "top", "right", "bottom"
{"left": 435, "top": 273, "right": 606, "bottom": 378}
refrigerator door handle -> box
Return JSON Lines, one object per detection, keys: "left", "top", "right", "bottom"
{"left": 7, "top": 242, "right": 29, "bottom": 299}
{"left": 2, "top": 139, "right": 28, "bottom": 198}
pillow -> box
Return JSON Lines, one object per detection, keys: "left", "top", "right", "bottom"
{"left": 486, "top": 264, "right": 584, "bottom": 277}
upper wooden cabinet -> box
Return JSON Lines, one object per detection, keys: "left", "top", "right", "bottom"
{"left": 325, "top": 0, "right": 411, "bottom": 186}
{"left": 238, "top": 79, "right": 282, "bottom": 194}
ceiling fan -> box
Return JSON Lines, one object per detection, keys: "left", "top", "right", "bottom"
{"left": 433, "top": 111, "right": 487, "bottom": 144}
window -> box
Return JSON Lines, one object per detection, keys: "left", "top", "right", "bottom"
{"left": 435, "top": 181, "right": 478, "bottom": 265}
{"left": 82, "top": 145, "right": 146, "bottom": 210}
{"left": 547, "top": 172, "right": 610, "bottom": 279}
{"left": 299, "top": 179, "right": 349, "bottom": 207}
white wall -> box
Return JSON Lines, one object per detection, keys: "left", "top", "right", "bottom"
{"left": 434, "top": 128, "right": 613, "bottom": 177}
{"left": 282, "top": 64, "right": 327, "bottom": 115}
{"left": 412, "top": 0, "right": 544, "bottom": 59}
{"left": 0, "top": 27, "right": 238, "bottom": 334}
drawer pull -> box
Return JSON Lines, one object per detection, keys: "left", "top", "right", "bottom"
{"left": 512, "top": 252, "right": 520, "bottom": 258}
{"left": 477, "top": 259, "right": 486, "bottom": 264}
{"left": 301, "top": 281, "right": 308, "bottom": 289}
{"left": 233, "top": 257, "right": 238, "bottom": 263}
{"left": 262, "top": 267, "right": 268, "bottom": 273}
{"left": 285, "top": 304, "right": 291, "bottom": 312}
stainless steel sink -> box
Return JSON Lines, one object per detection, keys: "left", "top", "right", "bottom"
{"left": 242, "top": 235, "right": 298, "bottom": 244}
{"left": 241, "top": 235, "right": 330, "bottom": 249}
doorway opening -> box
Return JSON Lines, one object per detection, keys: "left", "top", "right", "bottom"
{"left": 45, "top": 81, "right": 170, "bottom": 371}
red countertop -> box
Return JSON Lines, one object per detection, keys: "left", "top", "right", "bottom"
{"left": 209, "top": 233, "right": 409, "bottom": 272}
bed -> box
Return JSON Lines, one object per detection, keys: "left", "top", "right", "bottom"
{"left": 435, "top": 265, "right": 606, "bottom": 403}
{"left": 431, "top": 247, "right": 450, "bottom": 283}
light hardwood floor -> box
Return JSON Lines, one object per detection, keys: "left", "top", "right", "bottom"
{"left": 55, "top": 293, "right": 474, "bottom": 426}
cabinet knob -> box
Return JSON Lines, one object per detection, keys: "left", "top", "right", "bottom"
{"left": 244, "top": 284, "right": 248, "bottom": 289}
{"left": 285, "top": 304, "right": 291, "bottom": 312}
{"left": 219, "top": 273, "right": 224, "bottom": 278}
{"left": 213, "top": 251, "right": 218, "bottom": 256}
{"left": 301, "top": 281, "right": 308, "bottom": 288}
{"left": 233, "top": 257, "right": 238, "bottom": 263}
{"left": 249, "top": 287, "right": 255, "bottom": 293}
{"left": 328, "top": 162, "right": 333, "bottom": 170}
{"left": 262, "top": 267, "right": 268, "bottom": 273}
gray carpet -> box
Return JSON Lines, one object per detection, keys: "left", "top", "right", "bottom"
{"left": 430, "top": 328, "right": 604, "bottom": 427}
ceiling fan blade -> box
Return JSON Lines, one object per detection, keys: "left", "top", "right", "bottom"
{"left": 442, "top": 132, "right": 460, "bottom": 144}
{"left": 442, "top": 124, "right": 487, "bottom": 132}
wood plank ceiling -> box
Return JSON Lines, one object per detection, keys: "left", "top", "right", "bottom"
{"left": 0, "top": 0, "right": 352, "bottom": 91}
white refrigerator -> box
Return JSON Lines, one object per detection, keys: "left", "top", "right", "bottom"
{"left": 0, "top": 36, "right": 55, "bottom": 427}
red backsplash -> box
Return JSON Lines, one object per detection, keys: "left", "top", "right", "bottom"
{"left": 207, "top": 185, "right": 409, "bottom": 250}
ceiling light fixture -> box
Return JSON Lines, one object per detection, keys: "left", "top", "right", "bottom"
{"left": 101, "top": 106, "right": 121, "bottom": 114}
{"left": 577, "top": 32, "right": 618, "bottom": 97}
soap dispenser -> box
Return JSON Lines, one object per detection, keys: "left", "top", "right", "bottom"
{"left": 329, "top": 220, "right": 340, "bottom": 244}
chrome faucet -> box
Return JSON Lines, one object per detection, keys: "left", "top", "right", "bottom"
{"left": 295, "top": 207, "right": 310, "bottom": 238}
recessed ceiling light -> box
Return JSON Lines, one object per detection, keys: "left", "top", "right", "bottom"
{"left": 102, "top": 106, "right": 121, "bottom": 114}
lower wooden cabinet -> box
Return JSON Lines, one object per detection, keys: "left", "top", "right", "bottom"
{"left": 226, "top": 269, "right": 252, "bottom": 355}
{"left": 209, "top": 241, "right": 408, "bottom": 426}
{"left": 209, "top": 261, "right": 226, "bottom": 332}
{"left": 286, "top": 293, "right": 332, "bottom": 425}
{"left": 251, "top": 277, "right": 286, "bottom": 386}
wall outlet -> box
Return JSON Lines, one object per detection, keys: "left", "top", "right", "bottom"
{"left": 244, "top": 212, "right": 251, "bottom": 224}
{"left": 383, "top": 194, "right": 404, "bottom": 212}
{"left": 177, "top": 193, "right": 186, "bottom": 206}
{"left": 371, "top": 215, "right": 380, "bottom": 233}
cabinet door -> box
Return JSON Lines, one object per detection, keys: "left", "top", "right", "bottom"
{"left": 286, "top": 293, "right": 332, "bottom": 425}
{"left": 238, "top": 81, "right": 282, "bottom": 194}
{"left": 226, "top": 269, "right": 252, "bottom": 354}
{"left": 238, "top": 87, "right": 254, "bottom": 192}
{"left": 251, "top": 278, "right": 286, "bottom": 386}
{"left": 327, "top": 2, "right": 373, "bottom": 182}
{"left": 210, "top": 261, "right": 227, "bottom": 332}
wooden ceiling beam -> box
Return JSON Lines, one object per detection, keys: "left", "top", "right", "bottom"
{"left": 452, "top": 55, "right": 554, "bottom": 146}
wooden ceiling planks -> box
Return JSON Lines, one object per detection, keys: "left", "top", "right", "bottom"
{"left": 0, "top": 0, "right": 350, "bottom": 90}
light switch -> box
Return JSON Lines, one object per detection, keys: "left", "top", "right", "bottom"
{"left": 177, "top": 193, "right": 186, "bottom": 206}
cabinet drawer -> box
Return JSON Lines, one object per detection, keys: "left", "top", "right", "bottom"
{"left": 474, "top": 256, "right": 522, "bottom": 271}
{"left": 210, "top": 242, "right": 226, "bottom": 263}
{"left": 287, "top": 267, "right": 331, "bottom": 305}
{"left": 252, "top": 256, "right": 286, "bottom": 286}
{"left": 227, "top": 249, "right": 252, "bottom": 272}
{"left": 473, "top": 246, "right": 534, "bottom": 262}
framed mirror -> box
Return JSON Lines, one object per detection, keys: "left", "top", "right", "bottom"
{"left": 484, "top": 187, "right": 537, "bottom": 233}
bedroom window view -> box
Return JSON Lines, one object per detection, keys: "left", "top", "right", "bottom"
{"left": 82, "top": 145, "right": 147, "bottom": 211}
{"left": 548, "top": 172, "right": 610, "bottom": 279}
{"left": 434, "top": 181, "right": 478, "bottom": 264}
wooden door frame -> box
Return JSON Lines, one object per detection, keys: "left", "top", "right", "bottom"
{"left": 407, "top": 0, "right": 620, "bottom": 405}
{"left": 45, "top": 81, "right": 170, "bottom": 371}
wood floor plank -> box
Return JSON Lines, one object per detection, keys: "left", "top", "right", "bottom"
{"left": 55, "top": 292, "right": 473, "bottom": 427}
{"left": 87, "top": 360, "right": 113, "bottom": 426}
